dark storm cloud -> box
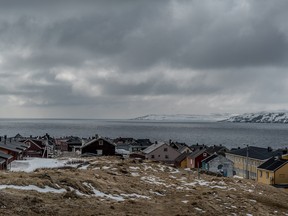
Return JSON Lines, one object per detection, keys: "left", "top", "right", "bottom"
{"left": 1, "top": 0, "right": 288, "bottom": 117}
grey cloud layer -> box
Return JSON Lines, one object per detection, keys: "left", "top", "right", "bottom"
{"left": 1, "top": 0, "right": 288, "bottom": 117}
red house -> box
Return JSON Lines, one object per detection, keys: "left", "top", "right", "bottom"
{"left": 22, "top": 139, "right": 47, "bottom": 158}
{"left": 0, "top": 151, "right": 13, "bottom": 170}
{"left": 187, "top": 149, "right": 210, "bottom": 169}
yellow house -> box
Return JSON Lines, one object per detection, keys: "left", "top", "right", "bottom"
{"left": 225, "top": 146, "right": 282, "bottom": 179}
{"left": 174, "top": 152, "right": 190, "bottom": 168}
{"left": 257, "top": 157, "right": 288, "bottom": 185}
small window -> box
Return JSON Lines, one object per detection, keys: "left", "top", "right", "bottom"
{"left": 99, "top": 140, "right": 103, "bottom": 145}
{"left": 165, "top": 155, "right": 169, "bottom": 159}
{"left": 217, "top": 164, "right": 223, "bottom": 170}
{"left": 158, "top": 155, "right": 160, "bottom": 157}
{"left": 164, "top": 148, "right": 168, "bottom": 152}
{"left": 151, "top": 155, "right": 154, "bottom": 159}
{"left": 203, "top": 153, "right": 207, "bottom": 157}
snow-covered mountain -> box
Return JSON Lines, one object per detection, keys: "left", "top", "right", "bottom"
{"left": 133, "top": 113, "right": 236, "bottom": 122}
{"left": 225, "top": 112, "right": 288, "bottom": 123}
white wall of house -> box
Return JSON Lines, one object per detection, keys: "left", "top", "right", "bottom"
{"left": 146, "top": 144, "right": 181, "bottom": 162}
{"left": 206, "top": 155, "right": 234, "bottom": 177}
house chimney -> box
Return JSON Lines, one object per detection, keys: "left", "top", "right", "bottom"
{"left": 267, "top": 147, "right": 272, "bottom": 152}
{"left": 9, "top": 138, "right": 11, "bottom": 143}
{"left": 0, "top": 136, "right": 1, "bottom": 142}
{"left": 95, "top": 134, "right": 99, "bottom": 139}
{"left": 4, "top": 135, "right": 7, "bottom": 144}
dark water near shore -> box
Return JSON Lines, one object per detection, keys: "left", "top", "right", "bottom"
{"left": 1, "top": 119, "right": 288, "bottom": 149}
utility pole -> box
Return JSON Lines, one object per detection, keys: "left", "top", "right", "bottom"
{"left": 246, "top": 145, "right": 249, "bottom": 179}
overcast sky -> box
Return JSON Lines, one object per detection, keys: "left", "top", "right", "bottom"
{"left": 1, "top": 0, "right": 288, "bottom": 119}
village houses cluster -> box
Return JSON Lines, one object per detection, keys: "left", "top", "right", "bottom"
{"left": 0, "top": 133, "right": 288, "bottom": 188}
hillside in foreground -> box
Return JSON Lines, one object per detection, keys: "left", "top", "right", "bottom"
{"left": 0, "top": 156, "right": 287, "bottom": 216}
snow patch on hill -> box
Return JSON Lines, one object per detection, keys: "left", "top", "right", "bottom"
{"left": 225, "top": 112, "right": 288, "bottom": 123}
{"left": 133, "top": 114, "right": 236, "bottom": 122}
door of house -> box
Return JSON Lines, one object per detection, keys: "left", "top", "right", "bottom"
{"left": 97, "top": 150, "right": 103, "bottom": 155}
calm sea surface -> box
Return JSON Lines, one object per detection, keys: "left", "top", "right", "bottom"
{"left": 1, "top": 119, "right": 288, "bottom": 149}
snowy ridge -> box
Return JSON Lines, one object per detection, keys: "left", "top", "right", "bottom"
{"left": 133, "top": 114, "right": 236, "bottom": 122}
{"left": 225, "top": 112, "right": 288, "bottom": 123}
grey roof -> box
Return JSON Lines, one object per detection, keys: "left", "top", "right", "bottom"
{"left": 0, "top": 151, "right": 13, "bottom": 160}
{"left": 206, "top": 145, "right": 227, "bottom": 154}
{"left": 81, "top": 137, "right": 115, "bottom": 149}
{"left": 0, "top": 143, "right": 22, "bottom": 153}
{"left": 142, "top": 142, "right": 166, "bottom": 154}
{"left": 188, "top": 149, "right": 208, "bottom": 159}
{"left": 227, "top": 146, "right": 282, "bottom": 160}
{"left": 201, "top": 154, "right": 218, "bottom": 164}
{"left": 0, "top": 158, "right": 5, "bottom": 164}
{"left": 258, "top": 157, "right": 288, "bottom": 171}
{"left": 175, "top": 152, "right": 190, "bottom": 163}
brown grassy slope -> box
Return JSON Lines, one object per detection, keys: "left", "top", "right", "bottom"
{"left": 0, "top": 156, "right": 287, "bottom": 216}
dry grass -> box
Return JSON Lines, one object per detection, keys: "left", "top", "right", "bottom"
{"left": 0, "top": 156, "right": 287, "bottom": 216}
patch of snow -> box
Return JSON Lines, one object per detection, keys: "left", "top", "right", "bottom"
{"left": 0, "top": 185, "right": 66, "bottom": 193}
{"left": 133, "top": 113, "right": 235, "bottom": 122}
{"left": 79, "top": 164, "right": 90, "bottom": 170}
{"left": 101, "top": 166, "right": 111, "bottom": 170}
{"left": 83, "top": 182, "right": 124, "bottom": 201}
{"left": 141, "top": 176, "right": 169, "bottom": 187}
{"left": 121, "top": 193, "right": 150, "bottom": 199}
{"left": 9, "top": 158, "right": 69, "bottom": 172}
{"left": 131, "top": 172, "right": 140, "bottom": 177}
{"left": 182, "top": 200, "right": 189, "bottom": 204}
{"left": 149, "top": 190, "right": 165, "bottom": 196}
{"left": 195, "top": 207, "right": 203, "bottom": 211}
{"left": 129, "top": 166, "right": 140, "bottom": 170}
{"left": 233, "top": 175, "right": 244, "bottom": 179}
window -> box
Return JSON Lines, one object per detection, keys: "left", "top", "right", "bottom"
{"left": 165, "top": 155, "right": 169, "bottom": 159}
{"left": 203, "top": 153, "right": 207, "bottom": 157}
{"left": 151, "top": 155, "right": 154, "bottom": 159}
{"left": 158, "top": 155, "right": 160, "bottom": 157}
{"left": 266, "top": 172, "right": 269, "bottom": 179}
{"left": 164, "top": 148, "right": 168, "bottom": 152}
{"left": 217, "top": 164, "right": 223, "bottom": 170}
{"left": 99, "top": 140, "right": 103, "bottom": 145}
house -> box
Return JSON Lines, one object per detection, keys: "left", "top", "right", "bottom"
{"left": 0, "top": 151, "right": 13, "bottom": 170}
{"left": 206, "top": 145, "right": 228, "bottom": 156}
{"left": 169, "top": 142, "right": 192, "bottom": 154}
{"left": 142, "top": 142, "right": 181, "bottom": 163}
{"left": 0, "top": 143, "right": 23, "bottom": 160}
{"left": 81, "top": 137, "right": 115, "bottom": 156}
{"left": 174, "top": 152, "right": 191, "bottom": 168}
{"left": 0, "top": 159, "right": 6, "bottom": 170}
{"left": 190, "top": 143, "right": 207, "bottom": 152}
{"left": 130, "top": 139, "right": 152, "bottom": 152}
{"left": 55, "top": 136, "right": 84, "bottom": 152}
{"left": 257, "top": 156, "right": 288, "bottom": 186}
{"left": 226, "top": 146, "right": 282, "bottom": 179}
{"left": 21, "top": 139, "right": 47, "bottom": 158}
{"left": 186, "top": 149, "right": 210, "bottom": 169}
{"left": 201, "top": 154, "right": 234, "bottom": 177}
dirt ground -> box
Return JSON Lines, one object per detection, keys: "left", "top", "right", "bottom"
{"left": 0, "top": 156, "right": 287, "bottom": 216}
